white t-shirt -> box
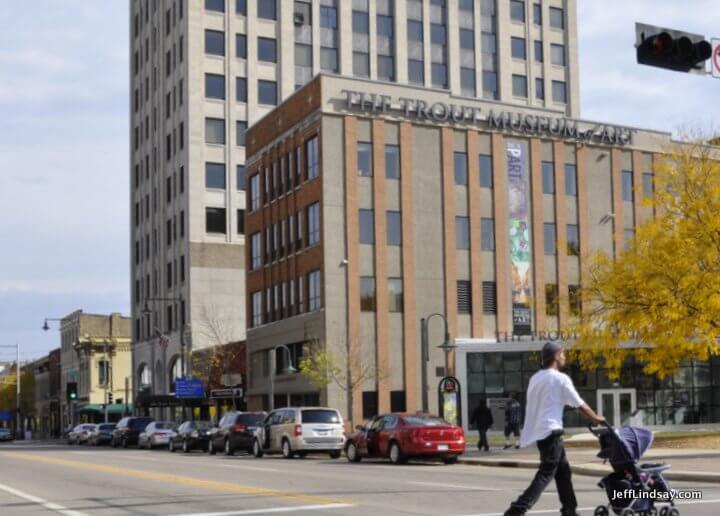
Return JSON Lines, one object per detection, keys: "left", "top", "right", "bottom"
{"left": 519, "top": 368, "right": 585, "bottom": 448}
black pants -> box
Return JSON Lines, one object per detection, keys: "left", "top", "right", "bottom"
{"left": 505, "top": 431, "right": 577, "bottom": 516}
{"left": 477, "top": 429, "right": 489, "bottom": 451}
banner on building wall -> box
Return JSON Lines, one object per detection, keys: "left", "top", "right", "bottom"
{"left": 506, "top": 142, "right": 533, "bottom": 335}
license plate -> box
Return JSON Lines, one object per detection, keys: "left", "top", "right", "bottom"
{"left": 248, "top": 427, "right": 257, "bottom": 432}
{"left": 437, "top": 444, "right": 449, "bottom": 451}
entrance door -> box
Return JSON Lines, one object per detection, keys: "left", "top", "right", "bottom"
{"left": 597, "top": 389, "right": 636, "bottom": 427}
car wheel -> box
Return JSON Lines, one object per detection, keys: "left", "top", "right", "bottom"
{"left": 208, "top": 440, "right": 216, "bottom": 455}
{"left": 328, "top": 450, "right": 341, "bottom": 459}
{"left": 281, "top": 439, "right": 293, "bottom": 459}
{"left": 594, "top": 507, "right": 609, "bottom": 516}
{"left": 169, "top": 440, "right": 175, "bottom": 453}
{"left": 297, "top": 451, "right": 308, "bottom": 459}
{"left": 224, "top": 439, "right": 234, "bottom": 456}
{"left": 183, "top": 440, "right": 189, "bottom": 453}
{"left": 346, "top": 442, "right": 362, "bottom": 463}
{"left": 389, "top": 442, "right": 407, "bottom": 465}
{"left": 442, "top": 455, "right": 458, "bottom": 465}
{"left": 122, "top": 438, "right": 128, "bottom": 449}
{"left": 252, "top": 439, "right": 264, "bottom": 458}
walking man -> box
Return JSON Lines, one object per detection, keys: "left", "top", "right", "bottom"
{"left": 503, "top": 392, "right": 521, "bottom": 449}
{"left": 504, "top": 342, "right": 605, "bottom": 516}
{"left": 470, "top": 399, "right": 493, "bottom": 452}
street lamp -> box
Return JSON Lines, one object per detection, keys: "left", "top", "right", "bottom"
{"left": 42, "top": 318, "right": 63, "bottom": 332}
{"left": 268, "top": 345, "right": 297, "bottom": 411}
{"left": 420, "top": 313, "right": 456, "bottom": 413}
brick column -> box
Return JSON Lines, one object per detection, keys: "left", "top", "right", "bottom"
{"left": 611, "top": 149, "right": 624, "bottom": 257}
{"left": 467, "top": 131, "right": 483, "bottom": 337}
{"left": 492, "top": 134, "right": 510, "bottom": 334}
{"left": 441, "top": 128, "right": 457, "bottom": 372}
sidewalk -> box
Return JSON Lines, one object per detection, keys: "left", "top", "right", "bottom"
{"left": 459, "top": 446, "right": 720, "bottom": 483}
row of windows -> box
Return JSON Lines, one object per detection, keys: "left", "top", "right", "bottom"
{"left": 134, "top": 300, "right": 186, "bottom": 341}
{"left": 134, "top": 211, "right": 186, "bottom": 264}
{"left": 205, "top": 163, "right": 247, "bottom": 191}
{"left": 134, "top": 0, "right": 185, "bottom": 39}
{"left": 133, "top": 167, "right": 185, "bottom": 226}
{"left": 510, "top": 0, "right": 565, "bottom": 30}
{"left": 249, "top": 202, "right": 319, "bottom": 270}
{"left": 456, "top": 280, "right": 498, "bottom": 314}
{"left": 205, "top": 0, "right": 276, "bottom": 19}
{"left": 205, "top": 118, "right": 248, "bottom": 147}
{"left": 360, "top": 277, "right": 404, "bottom": 312}
{"left": 248, "top": 136, "right": 319, "bottom": 211}
{"left": 134, "top": 258, "right": 185, "bottom": 303}
{"left": 511, "top": 37, "right": 566, "bottom": 66}
{"left": 205, "top": 74, "right": 248, "bottom": 103}
{"left": 545, "top": 284, "right": 581, "bottom": 316}
{"left": 250, "top": 270, "right": 321, "bottom": 328}
{"left": 513, "top": 76, "right": 566, "bottom": 103}
{"left": 205, "top": 207, "right": 246, "bottom": 236}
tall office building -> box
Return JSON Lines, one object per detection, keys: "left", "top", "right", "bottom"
{"left": 128, "top": 0, "right": 579, "bottom": 408}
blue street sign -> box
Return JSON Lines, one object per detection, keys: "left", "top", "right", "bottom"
{"left": 0, "top": 411, "right": 14, "bottom": 422}
{"left": 175, "top": 378, "right": 204, "bottom": 399}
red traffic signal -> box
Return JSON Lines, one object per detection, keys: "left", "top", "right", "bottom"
{"left": 636, "top": 23, "right": 712, "bottom": 73}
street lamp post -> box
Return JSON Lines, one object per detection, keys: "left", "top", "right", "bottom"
{"left": 420, "top": 313, "right": 455, "bottom": 413}
{"left": 268, "top": 345, "right": 297, "bottom": 412}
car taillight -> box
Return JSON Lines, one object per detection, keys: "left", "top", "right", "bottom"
{"left": 454, "top": 428, "right": 464, "bottom": 441}
{"left": 233, "top": 424, "right": 246, "bottom": 432}
{"left": 294, "top": 424, "right": 302, "bottom": 437}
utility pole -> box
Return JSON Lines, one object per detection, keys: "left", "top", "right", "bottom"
{"left": 124, "top": 377, "right": 129, "bottom": 416}
{"left": 16, "top": 343, "right": 20, "bottom": 439}
{"left": 103, "top": 340, "right": 109, "bottom": 424}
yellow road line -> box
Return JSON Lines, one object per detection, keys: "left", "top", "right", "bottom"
{"left": 0, "top": 451, "right": 343, "bottom": 506}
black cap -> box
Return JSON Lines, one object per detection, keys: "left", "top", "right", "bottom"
{"left": 541, "top": 341, "right": 564, "bottom": 366}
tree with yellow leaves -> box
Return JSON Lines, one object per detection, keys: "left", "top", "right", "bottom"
{"left": 573, "top": 140, "right": 720, "bottom": 379}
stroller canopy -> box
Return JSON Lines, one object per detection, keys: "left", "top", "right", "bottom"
{"left": 612, "top": 426, "right": 654, "bottom": 464}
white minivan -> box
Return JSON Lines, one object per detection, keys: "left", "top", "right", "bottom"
{"left": 252, "top": 407, "right": 345, "bottom": 459}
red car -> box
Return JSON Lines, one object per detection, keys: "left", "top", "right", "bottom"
{"left": 345, "top": 413, "right": 465, "bottom": 465}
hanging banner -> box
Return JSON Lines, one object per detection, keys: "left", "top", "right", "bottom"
{"left": 507, "top": 142, "right": 533, "bottom": 335}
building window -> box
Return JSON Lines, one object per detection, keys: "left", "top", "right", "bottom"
{"left": 237, "top": 209, "right": 245, "bottom": 235}
{"left": 534, "top": 40, "right": 543, "bottom": 62}
{"left": 258, "top": 37, "right": 277, "bottom": 62}
{"left": 544, "top": 223, "right": 556, "bottom": 255}
{"left": 252, "top": 291, "right": 262, "bottom": 327}
{"left": 431, "top": 63, "right": 448, "bottom": 89}
{"left": 205, "top": 29, "right": 225, "bottom": 56}
{"left": 512, "top": 74, "right": 528, "bottom": 98}
{"left": 408, "top": 59, "right": 424, "bottom": 84}
{"left": 307, "top": 270, "right": 321, "bottom": 311}
{"left": 237, "top": 0, "right": 247, "bottom": 15}
{"left": 542, "top": 161, "right": 555, "bottom": 193}
{"left": 357, "top": 142, "right": 372, "bottom": 177}
{"left": 353, "top": 52, "right": 370, "bottom": 77}
{"left": 236, "top": 77, "right": 247, "bottom": 102}
{"left": 479, "top": 154, "right": 493, "bottom": 187}
{"left": 236, "top": 165, "right": 246, "bottom": 191}
{"left": 387, "top": 211, "right": 402, "bottom": 246}
{"left": 550, "top": 43, "right": 566, "bottom": 66}
{"left": 546, "top": 284, "right": 558, "bottom": 316}
{"left": 565, "top": 164, "right": 577, "bottom": 196}
{"left": 378, "top": 55, "right": 395, "bottom": 82}
{"left": 457, "top": 280, "right": 472, "bottom": 314}
{"left": 533, "top": 3, "right": 542, "bottom": 24}
{"left": 569, "top": 285, "right": 581, "bottom": 316}
{"left": 549, "top": 6, "right": 564, "bottom": 29}
{"left": 454, "top": 152, "right": 468, "bottom": 185}
{"left": 205, "top": 118, "right": 226, "bottom": 144}
{"left": 257, "top": 0, "right": 277, "bottom": 20}
{"left": 206, "top": 207, "right": 227, "bottom": 234}
{"left": 249, "top": 174, "right": 260, "bottom": 210}
{"left": 624, "top": 229, "right": 635, "bottom": 249}
{"left": 359, "top": 209, "right": 374, "bottom": 244}
{"left": 642, "top": 173, "right": 654, "bottom": 199}
{"left": 307, "top": 202, "right": 320, "bottom": 246}
{"left": 387, "top": 278, "right": 404, "bottom": 312}
{"left": 510, "top": 0, "right": 525, "bottom": 22}
{"left": 236, "top": 34, "right": 247, "bottom": 58}
{"left": 552, "top": 80, "right": 567, "bottom": 103}
{"left": 206, "top": 0, "right": 224, "bottom": 12}
{"left": 567, "top": 224, "right": 579, "bottom": 256}
{"left": 205, "top": 73, "right": 225, "bottom": 99}
{"left": 481, "top": 217, "right": 495, "bottom": 251}
{"left": 360, "top": 277, "right": 376, "bottom": 311}
{"left": 482, "top": 281, "right": 497, "bottom": 314}
{"left": 456, "top": 216, "right": 470, "bottom": 250}
{"left": 511, "top": 37, "right": 526, "bottom": 60}
{"left": 536, "top": 78, "right": 545, "bottom": 100}
{"left": 306, "top": 136, "right": 318, "bottom": 179}
{"left": 460, "top": 68, "right": 476, "bottom": 96}
{"left": 251, "top": 233, "right": 261, "bottom": 269}
{"left": 236, "top": 121, "right": 247, "bottom": 146}
{"left": 482, "top": 71, "right": 498, "bottom": 101}
{"left": 258, "top": 80, "right": 277, "bottom": 105}
{"left": 622, "top": 170, "right": 634, "bottom": 202}
{"left": 385, "top": 145, "right": 400, "bottom": 179}
{"left": 205, "top": 162, "right": 226, "bottom": 189}
{"left": 320, "top": 48, "right": 338, "bottom": 73}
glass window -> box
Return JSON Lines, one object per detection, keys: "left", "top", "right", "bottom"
{"left": 258, "top": 37, "right": 277, "bottom": 62}
{"left": 408, "top": 20, "right": 423, "bottom": 41}
{"left": 249, "top": 174, "right": 260, "bottom": 210}
{"left": 431, "top": 63, "right": 448, "bottom": 89}
{"left": 295, "top": 43, "right": 312, "bottom": 67}
{"left": 205, "top": 73, "right": 225, "bottom": 99}
{"left": 258, "top": 80, "right": 277, "bottom": 105}
{"left": 430, "top": 23, "right": 446, "bottom": 45}
{"left": 206, "top": 0, "right": 224, "bottom": 12}
{"left": 258, "top": 0, "right": 277, "bottom": 20}
{"left": 622, "top": 170, "right": 634, "bottom": 202}
{"left": 205, "top": 162, "right": 226, "bottom": 189}
{"left": 460, "top": 29, "right": 474, "bottom": 50}
{"left": 236, "top": 77, "right": 247, "bottom": 102}
{"left": 360, "top": 277, "right": 376, "bottom": 311}
{"left": 206, "top": 207, "right": 226, "bottom": 234}
{"left": 308, "top": 270, "right": 321, "bottom": 311}
{"left": 408, "top": 60, "right": 424, "bottom": 84}
{"left": 236, "top": 121, "right": 247, "bottom": 146}
{"left": 386, "top": 145, "right": 400, "bottom": 179}
{"left": 552, "top": 80, "right": 567, "bottom": 103}
{"left": 481, "top": 217, "right": 494, "bottom": 251}
{"left": 205, "top": 118, "right": 225, "bottom": 144}
{"left": 567, "top": 224, "right": 579, "bottom": 256}
{"left": 536, "top": 78, "right": 545, "bottom": 100}
{"left": 353, "top": 52, "right": 370, "bottom": 77}
{"left": 544, "top": 223, "right": 556, "bottom": 255}
{"left": 569, "top": 285, "right": 581, "bottom": 316}
{"left": 461, "top": 68, "right": 476, "bottom": 96}
{"left": 510, "top": 0, "right": 525, "bottom": 22}
{"left": 454, "top": 152, "right": 468, "bottom": 185}
{"left": 307, "top": 202, "right": 320, "bottom": 246}
{"left": 251, "top": 291, "right": 262, "bottom": 326}
{"left": 542, "top": 161, "right": 554, "bottom": 193}
{"left": 352, "top": 10, "right": 369, "bottom": 33}
{"left": 642, "top": 173, "right": 654, "bottom": 198}
{"left": 359, "top": 209, "right": 374, "bottom": 244}
{"left": 306, "top": 136, "right": 319, "bottom": 179}
{"left": 534, "top": 40, "right": 543, "bottom": 62}
{"left": 358, "top": 142, "right": 373, "bottom": 177}
{"left": 236, "top": 165, "right": 245, "bottom": 190}
{"left": 545, "top": 284, "right": 558, "bottom": 315}
{"left": 512, "top": 74, "right": 528, "bottom": 98}
{"left": 237, "top": 0, "right": 247, "bottom": 15}
{"left": 387, "top": 211, "right": 402, "bottom": 246}
{"left": 479, "top": 154, "right": 493, "bottom": 187}
{"left": 550, "top": 43, "right": 565, "bottom": 66}
{"left": 205, "top": 30, "right": 225, "bottom": 56}
{"left": 251, "top": 233, "right": 261, "bottom": 269}
{"left": 378, "top": 56, "right": 395, "bottom": 82}
{"left": 565, "top": 164, "right": 577, "bottom": 196}
{"left": 511, "top": 37, "right": 526, "bottom": 60}
{"left": 549, "top": 6, "right": 564, "bottom": 29}
{"left": 456, "top": 216, "right": 470, "bottom": 250}
{"left": 388, "top": 278, "right": 404, "bottom": 312}
{"left": 532, "top": 3, "right": 541, "bottom": 25}
{"left": 482, "top": 71, "right": 498, "bottom": 99}
{"left": 320, "top": 5, "right": 337, "bottom": 28}
{"left": 320, "top": 48, "right": 338, "bottom": 72}
{"left": 236, "top": 34, "right": 247, "bottom": 58}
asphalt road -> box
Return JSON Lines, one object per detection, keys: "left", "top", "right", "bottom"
{"left": 0, "top": 442, "right": 719, "bottom": 515}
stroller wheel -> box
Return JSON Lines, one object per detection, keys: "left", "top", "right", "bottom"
{"left": 667, "top": 509, "right": 679, "bottom": 516}
{"left": 594, "top": 506, "right": 609, "bottom": 516}
{"left": 620, "top": 509, "right": 635, "bottom": 516}
{"left": 659, "top": 507, "right": 669, "bottom": 516}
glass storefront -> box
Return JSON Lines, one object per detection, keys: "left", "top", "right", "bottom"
{"left": 466, "top": 351, "right": 720, "bottom": 427}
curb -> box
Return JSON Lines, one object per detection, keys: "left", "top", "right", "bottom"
{"left": 457, "top": 458, "right": 720, "bottom": 484}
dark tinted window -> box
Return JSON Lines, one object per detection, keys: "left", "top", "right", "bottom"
{"left": 301, "top": 409, "right": 340, "bottom": 424}
{"left": 129, "top": 418, "right": 154, "bottom": 430}
{"left": 236, "top": 413, "right": 266, "bottom": 425}
{"left": 99, "top": 424, "right": 116, "bottom": 431}
{"left": 155, "top": 422, "right": 175, "bottom": 430}
{"left": 402, "top": 416, "right": 449, "bottom": 426}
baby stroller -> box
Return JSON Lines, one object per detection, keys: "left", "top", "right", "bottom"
{"left": 588, "top": 423, "right": 678, "bottom": 516}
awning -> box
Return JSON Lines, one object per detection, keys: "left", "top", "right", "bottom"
{"left": 77, "top": 404, "right": 133, "bottom": 415}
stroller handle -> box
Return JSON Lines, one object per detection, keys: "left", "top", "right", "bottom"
{"left": 587, "top": 420, "right": 612, "bottom": 437}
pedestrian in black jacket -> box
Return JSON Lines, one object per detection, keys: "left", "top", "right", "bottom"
{"left": 470, "top": 399, "right": 493, "bottom": 451}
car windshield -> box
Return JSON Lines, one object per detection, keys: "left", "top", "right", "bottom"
{"left": 98, "top": 424, "right": 115, "bottom": 431}
{"left": 154, "top": 422, "right": 175, "bottom": 430}
{"left": 83, "top": 425, "right": 96, "bottom": 430}
{"left": 402, "top": 416, "right": 449, "bottom": 426}
{"left": 129, "top": 419, "right": 153, "bottom": 430}
{"left": 236, "top": 414, "right": 264, "bottom": 425}
{"left": 301, "top": 410, "right": 340, "bottom": 424}
{"left": 194, "top": 421, "right": 212, "bottom": 429}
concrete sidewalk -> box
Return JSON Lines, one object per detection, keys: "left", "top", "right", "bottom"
{"left": 459, "top": 446, "right": 720, "bottom": 483}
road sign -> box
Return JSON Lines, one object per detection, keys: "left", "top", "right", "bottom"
{"left": 175, "top": 378, "right": 204, "bottom": 398}
{"left": 712, "top": 39, "right": 720, "bottom": 78}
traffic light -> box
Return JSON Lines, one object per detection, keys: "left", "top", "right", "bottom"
{"left": 636, "top": 22, "right": 712, "bottom": 73}
{"left": 67, "top": 382, "right": 78, "bottom": 401}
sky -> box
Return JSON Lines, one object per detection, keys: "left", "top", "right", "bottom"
{"left": 1, "top": 1, "right": 719, "bottom": 362}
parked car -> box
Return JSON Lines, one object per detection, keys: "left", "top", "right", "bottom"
{"left": 67, "top": 424, "right": 96, "bottom": 445}
{"left": 345, "top": 413, "right": 465, "bottom": 465}
{"left": 77, "top": 424, "right": 97, "bottom": 445}
{"left": 88, "top": 423, "right": 116, "bottom": 446}
{"left": 170, "top": 420, "right": 213, "bottom": 453}
{"left": 138, "top": 421, "right": 176, "bottom": 449}
{"left": 208, "top": 411, "right": 266, "bottom": 456}
{"left": 111, "top": 417, "right": 154, "bottom": 448}
{"left": 0, "top": 428, "right": 14, "bottom": 441}
{"left": 252, "top": 407, "right": 344, "bottom": 459}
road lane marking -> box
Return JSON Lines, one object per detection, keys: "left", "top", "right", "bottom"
{"left": 0, "top": 451, "right": 345, "bottom": 506}
{"left": 167, "top": 503, "right": 355, "bottom": 515}
{"left": 0, "top": 481, "right": 89, "bottom": 516}
{"left": 109, "top": 452, "right": 283, "bottom": 473}
{"left": 407, "top": 481, "right": 501, "bottom": 491}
